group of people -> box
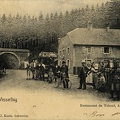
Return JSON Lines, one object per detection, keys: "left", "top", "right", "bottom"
{"left": 26, "top": 59, "right": 112, "bottom": 91}
{"left": 26, "top": 60, "right": 69, "bottom": 89}
{"left": 78, "top": 60, "right": 106, "bottom": 91}
{"left": 26, "top": 61, "right": 45, "bottom": 80}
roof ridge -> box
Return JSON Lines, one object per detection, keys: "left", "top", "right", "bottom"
{"left": 67, "top": 28, "right": 80, "bottom": 35}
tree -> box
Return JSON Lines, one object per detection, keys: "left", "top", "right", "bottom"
{"left": 1, "top": 14, "right": 7, "bottom": 23}
{"left": 38, "top": 12, "right": 44, "bottom": 21}
{"left": 106, "top": 0, "right": 120, "bottom": 28}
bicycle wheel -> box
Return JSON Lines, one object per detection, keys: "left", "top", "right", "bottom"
{"left": 53, "top": 77, "right": 59, "bottom": 88}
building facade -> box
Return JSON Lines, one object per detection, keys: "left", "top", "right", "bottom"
{"left": 58, "top": 27, "right": 120, "bottom": 74}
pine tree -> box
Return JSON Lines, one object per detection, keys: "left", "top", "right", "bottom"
{"left": 106, "top": 0, "right": 120, "bottom": 28}
{"left": 1, "top": 14, "right": 7, "bottom": 23}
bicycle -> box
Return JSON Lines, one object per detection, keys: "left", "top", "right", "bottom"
{"left": 53, "top": 72, "right": 72, "bottom": 89}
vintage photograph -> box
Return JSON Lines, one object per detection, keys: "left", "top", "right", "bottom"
{"left": 0, "top": 0, "right": 120, "bottom": 119}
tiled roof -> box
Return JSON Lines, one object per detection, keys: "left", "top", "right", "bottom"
{"left": 66, "top": 28, "right": 120, "bottom": 46}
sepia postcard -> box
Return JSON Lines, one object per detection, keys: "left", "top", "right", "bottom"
{"left": 0, "top": 0, "right": 120, "bottom": 120}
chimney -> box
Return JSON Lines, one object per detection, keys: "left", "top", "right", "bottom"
{"left": 106, "top": 22, "right": 110, "bottom": 32}
{"left": 87, "top": 21, "right": 92, "bottom": 30}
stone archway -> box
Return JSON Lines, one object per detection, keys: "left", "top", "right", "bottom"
{"left": 0, "top": 52, "right": 20, "bottom": 69}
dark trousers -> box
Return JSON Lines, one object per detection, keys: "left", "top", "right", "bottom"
{"left": 80, "top": 77, "right": 86, "bottom": 89}
{"left": 32, "top": 69, "right": 35, "bottom": 79}
{"left": 39, "top": 72, "right": 44, "bottom": 81}
{"left": 63, "top": 79, "right": 68, "bottom": 88}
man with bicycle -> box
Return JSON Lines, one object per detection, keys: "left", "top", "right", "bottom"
{"left": 60, "top": 61, "right": 69, "bottom": 89}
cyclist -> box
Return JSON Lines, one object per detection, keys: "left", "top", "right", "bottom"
{"left": 54, "top": 65, "right": 61, "bottom": 82}
{"left": 60, "top": 61, "right": 69, "bottom": 89}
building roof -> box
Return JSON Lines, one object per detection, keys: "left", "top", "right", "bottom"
{"left": 65, "top": 28, "right": 120, "bottom": 46}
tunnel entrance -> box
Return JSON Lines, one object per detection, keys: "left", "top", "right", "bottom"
{"left": 0, "top": 53, "right": 20, "bottom": 69}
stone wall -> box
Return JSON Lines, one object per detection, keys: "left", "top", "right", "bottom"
{"left": 0, "top": 48, "right": 29, "bottom": 69}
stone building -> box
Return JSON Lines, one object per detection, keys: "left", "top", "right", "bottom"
{"left": 58, "top": 26, "right": 120, "bottom": 74}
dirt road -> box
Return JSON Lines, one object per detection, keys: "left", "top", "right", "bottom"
{"left": 0, "top": 70, "right": 117, "bottom": 120}
{"left": 0, "top": 70, "right": 109, "bottom": 100}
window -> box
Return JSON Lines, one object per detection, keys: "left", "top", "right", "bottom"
{"left": 66, "top": 59, "right": 70, "bottom": 68}
{"left": 82, "top": 47, "right": 94, "bottom": 54}
{"left": 67, "top": 47, "right": 70, "bottom": 55}
{"left": 104, "top": 47, "right": 109, "bottom": 53}
{"left": 87, "top": 47, "right": 91, "bottom": 54}
{"left": 82, "top": 47, "right": 86, "bottom": 54}
{"left": 101, "top": 47, "right": 112, "bottom": 54}
{"left": 63, "top": 49, "right": 65, "bottom": 56}
{"left": 59, "top": 50, "right": 61, "bottom": 57}
{"left": 91, "top": 47, "right": 94, "bottom": 54}
{"left": 87, "top": 47, "right": 94, "bottom": 54}
{"left": 59, "top": 60, "right": 62, "bottom": 66}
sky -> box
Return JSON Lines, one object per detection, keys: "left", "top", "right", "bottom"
{"left": 0, "top": 0, "right": 110, "bottom": 16}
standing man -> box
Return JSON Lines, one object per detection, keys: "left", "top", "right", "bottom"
{"left": 39, "top": 63, "right": 45, "bottom": 81}
{"left": 78, "top": 60, "right": 90, "bottom": 90}
{"left": 31, "top": 60, "right": 36, "bottom": 79}
{"left": 60, "top": 61, "right": 69, "bottom": 89}
{"left": 26, "top": 63, "right": 31, "bottom": 80}
{"left": 36, "top": 63, "right": 39, "bottom": 79}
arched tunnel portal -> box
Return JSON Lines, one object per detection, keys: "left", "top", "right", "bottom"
{"left": 0, "top": 52, "right": 20, "bottom": 69}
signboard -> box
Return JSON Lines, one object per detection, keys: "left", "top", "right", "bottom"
{"left": 39, "top": 52, "right": 57, "bottom": 58}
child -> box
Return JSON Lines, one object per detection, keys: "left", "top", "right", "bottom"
{"left": 48, "top": 68, "right": 54, "bottom": 83}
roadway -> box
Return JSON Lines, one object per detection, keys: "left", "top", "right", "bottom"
{"left": 0, "top": 70, "right": 118, "bottom": 120}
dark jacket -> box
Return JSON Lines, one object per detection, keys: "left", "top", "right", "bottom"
{"left": 79, "top": 66, "right": 89, "bottom": 79}
{"left": 39, "top": 65, "right": 44, "bottom": 73}
{"left": 60, "top": 65, "right": 69, "bottom": 78}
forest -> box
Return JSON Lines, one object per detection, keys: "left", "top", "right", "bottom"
{"left": 0, "top": 0, "right": 120, "bottom": 55}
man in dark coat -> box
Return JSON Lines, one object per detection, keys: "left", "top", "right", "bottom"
{"left": 60, "top": 61, "right": 69, "bottom": 88}
{"left": 53, "top": 64, "right": 61, "bottom": 81}
{"left": 78, "top": 60, "right": 90, "bottom": 90}
{"left": 39, "top": 63, "right": 45, "bottom": 81}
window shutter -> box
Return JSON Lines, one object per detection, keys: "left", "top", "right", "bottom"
{"left": 109, "top": 47, "right": 112, "bottom": 54}
{"left": 82, "top": 47, "right": 86, "bottom": 54}
{"left": 101, "top": 47, "right": 104, "bottom": 54}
